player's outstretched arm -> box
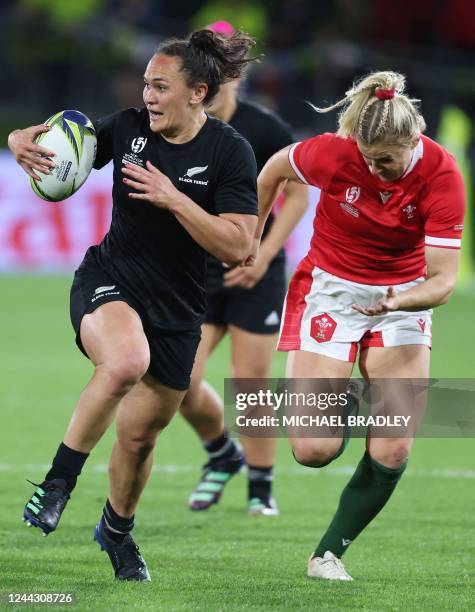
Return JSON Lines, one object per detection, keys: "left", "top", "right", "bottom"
{"left": 256, "top": 145, "right": 303, "bottom": 241}
{"left": 352, "top": 247, "right": 460, "bottom": 315}
{"left": 8, "top": 125, "right": 56, "bottom": 180}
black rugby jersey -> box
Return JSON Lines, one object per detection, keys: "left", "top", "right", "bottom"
{"left": 80, "top": 107, "right": 257, "bottom": 330}
{"left": 206, "top": 99, "right": 293, "bottom": 292}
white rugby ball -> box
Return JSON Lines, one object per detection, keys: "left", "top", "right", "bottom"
{"left": 30, "top": 110, "right": 97, "bottom": 202}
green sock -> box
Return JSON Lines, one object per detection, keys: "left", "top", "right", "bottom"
{"left": 314, "top": 451, "right": 407, "bottom": 558}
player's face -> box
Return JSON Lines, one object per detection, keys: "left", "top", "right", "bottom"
{"left": 357, "top": 141, "right": 417, "bottom": 182}
{"left": 143, "top": 54, "right": 205, "bottom": 136}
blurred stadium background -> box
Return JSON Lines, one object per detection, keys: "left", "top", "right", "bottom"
{"left": 1, "top": 1, "right": 474, "bottom": 610}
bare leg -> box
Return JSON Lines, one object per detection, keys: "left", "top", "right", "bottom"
{"left": 285, "top": 350, "right": 353, "bottom": 466}
{"left": 361, "top": 344, "right": 430, "bottom": 467}
{"left": 64, "top": 301, "right": 150, "bottom": 452}
{"left": 109, "top": 375, "right": 186, "bottom": 517}
{"left": 228, "top": 325, "right": 278, "bottom": 466}
{"left": 180, "top": 323, "right": 227, "bottom": 441}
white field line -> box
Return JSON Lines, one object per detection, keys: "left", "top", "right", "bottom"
{"left": 0, "top": 464, "right": 474, "bottom": 479}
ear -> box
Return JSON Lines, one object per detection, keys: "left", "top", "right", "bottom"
{"left": 410, "top": 135, "right": 420, "bottom": 148}
{"left": 190, "top": 83, "right": 208, "bottom": 106}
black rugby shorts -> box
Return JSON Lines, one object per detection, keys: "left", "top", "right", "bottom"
{"left": 205, "top": 260, "right": 286, "bottom": 334}
{"left": 70, "top": 266, "right": 201, "bottom": 391}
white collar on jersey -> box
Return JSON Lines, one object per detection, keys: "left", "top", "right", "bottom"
{"left": 401, "top": 138, "right": 424, "bottom": 179}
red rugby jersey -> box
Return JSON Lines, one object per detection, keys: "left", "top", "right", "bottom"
{"left": 289, "top": 134, "right": 465, "bottom": 284}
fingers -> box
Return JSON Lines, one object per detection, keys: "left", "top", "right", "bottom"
{"left": 146, "top": 160, "right": 162, "bottom": 174}
{"left": 243, "top": 256, "right": 256, "bottom": 267}
{"left": 224, "top": 270, "right": 254, "bottom": 289}
{"left": 23, "top": 163, "right": 42, "bottom": 181}
{"left": 352, "top": 304, "right": 369, "bottom": 315}
{"left": 123, "top": 177, "right": 147, "bottom": 192}
{"left": 122, "top": 163, "right": 149, "bottom": 179}
{"left": 352, "top": 303, "right": 382, "bottom": 316}
{"left": 223, "top": 266, "right": 244, "bottom": 281}
{"left": 33, "top": 144, "right": 56, "bottom": 159}
{"left": 31, "top": 123, "right": 51, "bottom": 136}
{"left": 128, "top": 192, "right": 149, "bottom": 200}
{"left": 24, "top": 156, "right": 54, "bottom": 175}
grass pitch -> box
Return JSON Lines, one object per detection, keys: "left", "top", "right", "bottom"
{"left": 1, "top": 276, "right": 474, "bottom": 611}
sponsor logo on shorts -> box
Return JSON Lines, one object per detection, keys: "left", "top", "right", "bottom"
{"left": 310, "top": 313, "right": 337, "bottom": 343}
{"left": 342, "top": 538, "right": 352, "bottom": 547}
{"left": 417, "top": 318, "right": 426, "bottom": 332}
{"left": 264, "top": 311, "right": 280, "bottom": 326}
{"left": 345, "top": 186, "right": 360, "bottom": 204}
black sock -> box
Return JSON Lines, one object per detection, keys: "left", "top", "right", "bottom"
{"left": 102, "top": 499, "right": 134, "bottom": 543}
{"left": 44, "top": 442, "right": 89, "bottom": 492}
{"left": 248, "top": 465, "right": 273, "bottom": 502}
{"left": 204, "top": 430, "right": 241, "bottom": 464}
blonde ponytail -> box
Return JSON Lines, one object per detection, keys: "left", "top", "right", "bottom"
{"left": 311, "top": 71, "right": 426, "bottom": 145}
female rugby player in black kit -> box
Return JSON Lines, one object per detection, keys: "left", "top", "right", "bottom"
{"left": 8, "top": 29, "right": 258, "bottom": 581}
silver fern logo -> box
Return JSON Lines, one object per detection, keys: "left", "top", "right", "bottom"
{"left": 179, "top": 164, "right": 209, "bottom": 186}
{"left": 185, "top": 165, "right": 208, "bottom": 178}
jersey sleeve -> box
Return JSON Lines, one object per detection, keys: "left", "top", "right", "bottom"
{"left": 214, "top": 137, "right": 258, "bottom": 216}
{"left": 288, "top": 133, "right": 337, "bottom": 189}
{"left": 423, "top": 168, "right": 465, "bottom": 250}
{"left": 93, "top": 111, "right": 121, "bottom": 169}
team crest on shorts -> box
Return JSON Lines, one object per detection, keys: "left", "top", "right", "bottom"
{"left": 310, "top": 313, "right": 337, "bottom": 343}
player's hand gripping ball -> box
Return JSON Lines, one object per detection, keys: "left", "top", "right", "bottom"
{"left": 30, "top": 110, "right": 97, "bottom": 202}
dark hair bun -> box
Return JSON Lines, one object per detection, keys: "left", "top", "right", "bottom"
{"left": 189, "top": 30, "right": 218, "bottom": 52}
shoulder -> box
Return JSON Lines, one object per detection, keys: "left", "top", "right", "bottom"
{"left": 419, "top": 135, "right": 461, "bottom": 176}
{"left": 93, "top": 107, "right": 148, "bottom": 133}
{"left": 206, "top": 115, "right": 254, "bottom": 156}
{"left": 234, "top": 100, "right": 293, "bottom": 151}
{"left": 237, "top": 99, "right": 290, "bottom": 130}
{"left": 417, "top": 136, "right": 464, "bottom": 201}
{"left": 291, "top": 133, "right": 355, "bottom": 165}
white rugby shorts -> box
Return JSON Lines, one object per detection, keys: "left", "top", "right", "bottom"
{"left": 278, "top": 259, "right": 432, "bottom": 362}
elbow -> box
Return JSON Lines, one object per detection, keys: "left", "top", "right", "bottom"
{"left": 437, "top": 291, "right": 453, "bottom": 306}
{"left": 221, "top": 233, "right": 254, "bottom": 267}
{"left": 217, "top": 215, "right": 256, "bottom": 266}
{"left": 221, "top": 243, "right": 250, "bottom": 267}
{"left": 435, "top": 281, "right": 456, "bottom": 306}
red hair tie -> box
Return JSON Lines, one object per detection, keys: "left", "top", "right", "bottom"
{"left": 375, "top": 88, "right": 396, "bottom": 100}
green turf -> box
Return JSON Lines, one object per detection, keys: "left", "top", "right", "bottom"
{"left": 1, "top": 276, "right": 474, "bottom": 611}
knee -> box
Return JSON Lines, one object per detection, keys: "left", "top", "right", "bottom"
{"left": 117, "top": 430, "right": 158, "bottom": 459}
{"left": 369, "top": 440, "right": 412, "bottom": 469}
{"left": 292, "top": 439, "right": 342, "bottom": 468}
{"left": 232, "top": 362, "right": 269, "bottom": 379}
{"left": 100, "top": 352, "right": 150, "bottom": 396}
{"left": 180, "top": 380, "right": 201, "bottom": 416}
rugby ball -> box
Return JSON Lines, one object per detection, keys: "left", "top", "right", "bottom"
{"left": 30, "top": 110, "right": 97, "bottom": 202}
